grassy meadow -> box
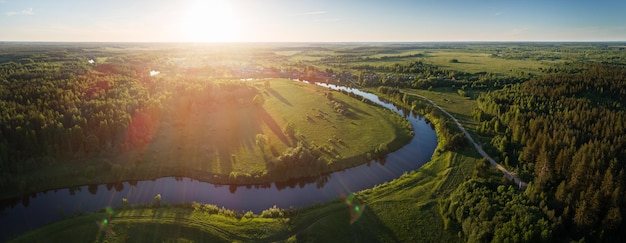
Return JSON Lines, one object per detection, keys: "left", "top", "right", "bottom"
{"left": 11, "top": 86, "right": 496, "bottom": 242}
{"left": 1, "top": 78, "right": 413, "bottom": 200}
{"left": 401, "top": 87, "right": 479, "bottom": 134}
{"left": 418, "top": 50, "right": 551, "bottom": 76}
{"left": 281, "top": 45, "right": 554, "bottom": 77}
{"left": 120, "top": 78, "right": 412, "bottom": 181}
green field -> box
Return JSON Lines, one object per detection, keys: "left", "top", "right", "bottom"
{"left": 418, "top": 50, "right": 551, "bottom": 76}
{"left": 120, "top": 79, "right": 411, "bottom": 176}
{"left": 11, "top": 90, "right": 491, "bottom": 242}
{"left": 401, "top": 87, "right": 479, "bottom": 134}
{"left": 1, "top": 78, "right": 413, "bottom": 200}
{"left": 281, "top": 45, "right": 555, "bottom": 77}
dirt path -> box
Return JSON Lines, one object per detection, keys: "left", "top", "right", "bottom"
{"left": 406, "top": 92, "right": 528, "bottom": 190}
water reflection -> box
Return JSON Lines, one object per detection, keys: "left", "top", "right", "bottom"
{"left": 88, "top": 184, "right": 98, "bottom": 195}
{"left": 0, "top": 81, "right": 437, "bottom": 241}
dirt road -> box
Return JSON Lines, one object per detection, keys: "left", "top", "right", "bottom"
{"left": 407, "top": 92, "right": 528, "bottom": 190}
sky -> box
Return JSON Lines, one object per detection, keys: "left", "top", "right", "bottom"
{"left": 1, "top": 0, "right": 625, "bottom": 42}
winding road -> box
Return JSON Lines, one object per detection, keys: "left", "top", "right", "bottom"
{"left": 406, "top": 92, "right": 528, "bottom": 190}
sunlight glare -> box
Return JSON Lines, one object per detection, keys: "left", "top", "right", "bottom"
{"left": 182, "top": 0, "right": 240, "bottom": 42}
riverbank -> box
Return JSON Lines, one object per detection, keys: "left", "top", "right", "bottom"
{"left": 10, "top": 88, "right": 490, "bottom": 242}
{"left": 1, "top": 79, "right": 413, "bottom": 201}
{"left": 10, "top": 130, "right": 474, "bottom": 243}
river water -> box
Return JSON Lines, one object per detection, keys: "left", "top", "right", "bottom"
{"left": 0, "top": 81, "right": 437, "bottom": 241}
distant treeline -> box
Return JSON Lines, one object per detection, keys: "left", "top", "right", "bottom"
{"left": 351, "top": 61, "right": 529, "bottom": 90}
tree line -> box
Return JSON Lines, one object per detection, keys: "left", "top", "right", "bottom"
{"left": 349, "top": 61, "right": 529, "bottom": 90}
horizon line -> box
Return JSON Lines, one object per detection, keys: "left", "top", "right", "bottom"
{"left": 1, "top": 40, "right": 625, "bottom": 44}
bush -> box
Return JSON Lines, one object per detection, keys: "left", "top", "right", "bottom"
{"left": 203, "top": 204, "right": 219, "bottom": 214}
{"left": 261, "top": 205, "right": 284, "bottom": 218}
{"left": 243, "top": 211, "right": 255, "bottom": 219}
{"left": 457, "top": 89, "right": 468, "bottom": 97}
{"left": 154, "top": 194, "right": 161, "bottom": 206}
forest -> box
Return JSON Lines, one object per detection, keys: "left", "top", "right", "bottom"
{"left": 0, "top": 55, "right": 264, "bottom": 189}
{"left": 466, "top": 64, "right": 626, "bottom": 241}
{"left": 2, "top": 43, "right": 626, "bottom": 242}
{"left": 0, "top": 44, "right": 414, "bottom": 200}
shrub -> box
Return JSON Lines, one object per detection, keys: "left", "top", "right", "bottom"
{"left": 202, "top": 204, "right": 219, "bottom": 214}
{"left": 261, "top": 205, "right": 284, "bottom": 218}
{"left": 243, "top": 211, "right": 255, "bottom": 219}
{"left": 154, "top": 194, "right": 161, "bottom": 206}
{"left": 457, "top": 89, "right": 468, "bottom": 97}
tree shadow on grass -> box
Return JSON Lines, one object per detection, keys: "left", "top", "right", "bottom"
{"left": 349, "top": 205, "right": 402, "bottom": 242}
{"left": 203, "top": 105, "right": 267, "bottom": 173}
{"left": 257, "top": 107, "right": 291, "bottom": 146}
{"left": 294, "top": 202, "right": 401, "bottom": 242}
{"left": 340, "top": 100, "right": 372, "bottom": 119}
{"left": 267, "top": 88, "right": 293, "bottom": 106}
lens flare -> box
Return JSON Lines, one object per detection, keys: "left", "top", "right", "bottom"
{"left": 95, "top": 207, "right": 116, "bottom": 235}
{"left": 341, "top": 193, "right": 365, "bottom": 224}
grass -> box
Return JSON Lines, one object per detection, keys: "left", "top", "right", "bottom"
{"left": 345, "top": 50, "right": 550, "bottom": 77}
{"left": 9, "top": 205, "right": 287, "bottom": 243}
{"left": 401, "top": 87, "right": 501, "bottom": 148}
{"left": 11, "top": 149, "right": 481, "bottom": 243}
{"left": 284, "top": 45, "right": 553, "bottom": 77}
{"left": 402, "top": 87, "right": 479, "bottom": 131}
{"left": 419, "top": 50, "right": 552, "bottom": 76}
{"left": 11, "top": 91, "right": 489, "bottom": 242}
{"left": 126, "top": 78, "right": 412, "bottom": 179}
{"left": 2, "top": 79, "right": 412, "bottom": 200}
{"left": 294, "top": 146, "right": 480, "bottom": 242}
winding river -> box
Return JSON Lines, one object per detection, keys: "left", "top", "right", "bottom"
{"left": 0, "top": 81, "right": 437, "bottom": 241}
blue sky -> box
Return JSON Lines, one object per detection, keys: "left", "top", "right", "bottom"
{"left": 1, "top": 0, "right": 625, "bottom": 42}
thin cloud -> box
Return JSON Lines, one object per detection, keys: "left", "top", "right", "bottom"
{"left": 290, "top": 11, "right": 327, "bottom": 16}
{"left": 315, "top": 18, "right": 343, "bottom": 22}
{"left": 5, "top": 8, "right": 34, "bottom": 16}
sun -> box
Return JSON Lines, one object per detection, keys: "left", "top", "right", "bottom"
{"left": 181, "top": 0, "right": 240, "bottom": 42}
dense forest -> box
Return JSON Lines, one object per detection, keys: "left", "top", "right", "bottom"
{"left": 467, "top": 64, "right": 626, "bottom": 241}
{"left": 0, "top": 52, "right": 263, "bottom": 189}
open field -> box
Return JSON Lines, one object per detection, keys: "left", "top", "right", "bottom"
{"left": 10, "top": 88, "right": 490, "bottom": 242}
{"left": 275, "top": 43, "right": 626, "bottom": 80}
{"left": 122, "top": 79, "right": 410, "bottom": 177}
{"left": 419, "top": 50, "right": 552, "bottom": 76}
{"left": 342, "top": 50, "right": 551, "bottom": 76}
{"left": 401, "top": 87, "right": 480, "bottom": 136}
{"left": 1, "top": 78, "right": 412, "bottom": 200}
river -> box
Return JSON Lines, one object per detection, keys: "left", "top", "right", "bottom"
{"left": 0, "top": 81, "right": 437, "bottom": 241}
